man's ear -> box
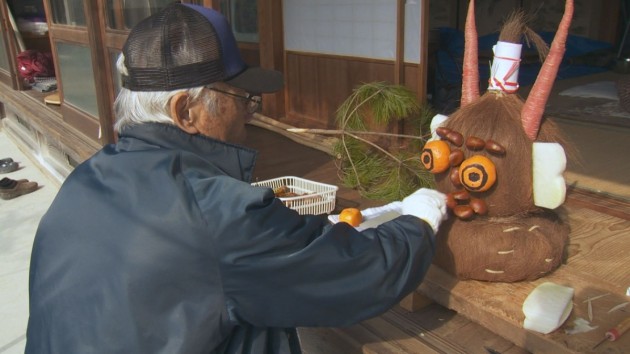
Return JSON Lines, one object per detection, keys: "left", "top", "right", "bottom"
{"left": 170, "top": 92, "right": 199, "bottom": 134}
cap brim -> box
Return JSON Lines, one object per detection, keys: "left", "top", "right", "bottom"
{"left": 225, "top": 67, "right": 284, "bottom": 94}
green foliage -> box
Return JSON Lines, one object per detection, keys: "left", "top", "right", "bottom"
{"left": 333, "top": 82, "right": 437, "bottom": 202}
{"left": 335, "top": 141, "right": 435, "bottom": 201}
{"left": 406, "top": 103, "right": 437, "bottom": 150}
{"left": 336, "top": 82, "right": 422, "bottom": 129}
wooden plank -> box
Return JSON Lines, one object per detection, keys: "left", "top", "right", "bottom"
{"left": 361, "top": 316, "right": 442, "bottom": 353}
{"left": 298, "top": 327, "right": 365, "bottom": 354}
{"left": 380, "top": 308, "right": 468, "bottom": 354}
{"left": 284, "top": 51, "right": 426, "bottom": 130}
{"left": 418, "top": 198, "right": 630, "bottom": 354}
{"left": 334, "top": 322, "right": 419, "bottom": 354}
{"left": 565, "top": 188, "right": 630, "bottom": 221}
{"left": 399, "top": 291, "right": 434, "bottom": 312}
{"left": 563, "top": 208, "right": 630, "bottom": 285}
{"left": 300, "top": 303, "right": 530, "bottom": 354}
{"left": 390, "top": 304, "right": 529, "bottom": 354}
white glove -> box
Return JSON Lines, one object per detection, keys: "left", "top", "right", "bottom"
{"left": 402, "top": 188, "right": 448, "bottom": 234}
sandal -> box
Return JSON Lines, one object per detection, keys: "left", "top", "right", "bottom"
{"left": 0, "top": 177, "right": 38, "bottom": 200}
{"left": 0, "top": 158, "right": 18, "bottom": 174}
{"left": 0, "top": 177, "right": 17, "bottom": 189}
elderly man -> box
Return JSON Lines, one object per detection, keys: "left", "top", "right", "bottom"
{"left": 26, "top": 3, "right": 447, "bottom": 354}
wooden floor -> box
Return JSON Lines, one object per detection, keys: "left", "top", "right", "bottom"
{"left": 245, "top": 123, "right": 630, "bottom": 354}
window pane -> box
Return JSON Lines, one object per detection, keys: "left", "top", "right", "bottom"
{"left": 284, "top": 0, "right": 396, "bottom": 60}
{"left": 50, "top": 0, "right": 86, "bottom": 26}
{"left": 105, "top": 0, "right": 177, "bottom": 30}
{"left": 220, "top": 0, "right": 259, "bottom": 43}
{"left": 56, "top": 42, "right": 99, "bottom": 117}
{"left": 0, "top": 34, "right": 10, "bottom": 73}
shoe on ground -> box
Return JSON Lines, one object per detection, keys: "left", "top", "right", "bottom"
{"left": 0, "top": 177, "right": 28, "bottom": 188}
{"left": 0, "top": 177, "right": 17, "bottom": 188}
{"left": 0, "top": 158, "right": 18, "bottom": 174}
{"left": 0, "top": 177, "right": 38, "bottom": 200}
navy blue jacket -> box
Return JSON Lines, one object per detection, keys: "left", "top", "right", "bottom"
{"left": 26, "top": 123, "right": 436, "bottom": 353}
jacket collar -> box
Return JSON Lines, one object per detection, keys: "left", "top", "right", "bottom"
{"left": 117, "top": 123, "right": 258, "bottom": 182}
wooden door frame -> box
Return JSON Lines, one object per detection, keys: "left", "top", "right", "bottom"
{"left": 257, "top": 0, "right": 285, "bottom": 118}
{"left": 0, "top": 0, "right": 24, "bottom": 89}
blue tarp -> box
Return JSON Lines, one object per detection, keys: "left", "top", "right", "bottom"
{"left": 432, "top": 27, "right": 613, "bottom": 112}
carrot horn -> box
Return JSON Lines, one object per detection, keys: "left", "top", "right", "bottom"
{"left": 521, "top": 0, "right": 574, "bottom": 140}
{"left": 461, "top": 0, "right": 479, "bottom": 107}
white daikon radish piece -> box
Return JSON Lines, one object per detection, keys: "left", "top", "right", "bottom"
{"left": 532, "top": 142, "right": 566, "bottom": 209}
{"left": 522, "top": 282, "right": 574, "bottom": 334}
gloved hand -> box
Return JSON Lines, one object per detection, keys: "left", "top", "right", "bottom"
{"left": 402, "top": 188, "right": 448, "bottom": 234}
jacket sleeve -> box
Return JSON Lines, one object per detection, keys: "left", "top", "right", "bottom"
{"left": 198, "top": 178, "right": 436, "bottom": 328}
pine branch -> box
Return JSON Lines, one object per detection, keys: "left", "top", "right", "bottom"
{"left": 290, "top": 82, "right": 436, "bottom": 201}
{"left": 287, "top": 128, "right": 431, "bottom": 141}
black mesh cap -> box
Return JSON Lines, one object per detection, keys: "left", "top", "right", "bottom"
{"left": 121, "top": 3, "right": 283, "bottom": 93}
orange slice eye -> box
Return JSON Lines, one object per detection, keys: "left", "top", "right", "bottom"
{"left": 459, "top": 155, "right": 496, "bottom": 192}
{"left": 421, "top": 140, "right": 451, "bottom": 173}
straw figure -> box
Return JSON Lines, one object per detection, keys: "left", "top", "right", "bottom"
{"left": 424, "top": 0, "right": 574, "bottom": 282}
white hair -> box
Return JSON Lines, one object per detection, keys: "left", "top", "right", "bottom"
{"left": 113, "top": 54, "right": 218, "bottom": 132}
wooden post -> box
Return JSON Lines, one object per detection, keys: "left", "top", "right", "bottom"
{"left": 417, "top": 0, "right": 429, "bottom": 104}
{"left": 257, "top": 0, "right": 285, "bottom": 119}
{"left": 395, "top": 0, "right": 405, "bottom": 86}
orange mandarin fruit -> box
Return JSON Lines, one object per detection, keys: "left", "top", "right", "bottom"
{"left": 339, "top": 208, "right": 363, "bottom": 227}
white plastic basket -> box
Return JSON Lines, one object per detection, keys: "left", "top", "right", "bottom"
{"left": 252, "top": 176, "right": 338, "bottom": 215}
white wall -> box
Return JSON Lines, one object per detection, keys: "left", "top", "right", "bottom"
{"left": 283, "top": 0, "right": 422, "bottom": 63}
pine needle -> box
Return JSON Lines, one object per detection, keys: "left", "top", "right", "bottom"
{"left": 331, "top": 82, "right": 436, "bottom": 202}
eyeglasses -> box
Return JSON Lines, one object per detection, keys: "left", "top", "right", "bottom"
{"left": 207, "top": 87, "right": 262, "bottom": 114}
